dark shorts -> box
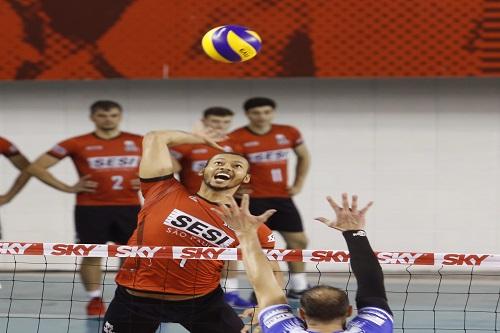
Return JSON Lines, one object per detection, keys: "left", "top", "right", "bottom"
{"left": 249, "top": 198, "right": 303, "bottom": 232}
{"left": 103, "top": 286, "right": 244, "bottom": 333}
{"left": 74, "top": 205, "right": 140, "bottom": 244}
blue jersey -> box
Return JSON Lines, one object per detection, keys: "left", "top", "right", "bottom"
{"left": 259, "top": 304, "right": 393, "bottom": 333}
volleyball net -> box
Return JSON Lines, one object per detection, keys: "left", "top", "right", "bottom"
{"left": 0, "top": 242, "right": 499, "bottom": 332}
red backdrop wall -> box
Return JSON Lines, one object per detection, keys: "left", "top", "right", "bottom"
{"left": 0, "top": 0, "right": 498, "bottom": 80}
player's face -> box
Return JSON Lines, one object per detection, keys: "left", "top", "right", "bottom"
{"left": 203, "top": 115, "right": 233, "bottom": 134}
{"left": 91, "top": 108, "right": 122, "bottom": 130}
{"left": 246, "top": 106, "right": 275, "bottom": 127}
{"left": 201, "top": 154, "right": 250, "bottom": 191}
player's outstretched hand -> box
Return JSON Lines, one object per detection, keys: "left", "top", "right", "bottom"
{"left": 315, "top": 193, "right": 373, "bottom": 232}
{"left": 69, "top": 175, "right": 98, "bottom": 193}
{"left": 212, "top": 194, "right": 276, "bottom": 236}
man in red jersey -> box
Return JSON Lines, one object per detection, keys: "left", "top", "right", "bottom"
{"left": 229, "top": 97, "right": 311, "bottom": 299}
{"left": 27, "top": 101, "right": 142, "bottom": 316}
{"left": 0, "top": 137, "right": 31, "bottom": 238}
{"left": 103, "top": 130, "right": 278, "bottom": 333}
{"left": 171, "top": 107, "right": 253, "bottom": 307}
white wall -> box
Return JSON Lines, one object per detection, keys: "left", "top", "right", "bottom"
{"left": 0, "top": 78, "right": 499, "bottom": 254}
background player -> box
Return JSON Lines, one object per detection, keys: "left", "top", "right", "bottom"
{"left": 215, "top": 193, "right": 393, "bottom": 333}
{"left": 171, "top": 107, "right": 253, "bottom": 307}
{"left": 0, "top": 137, "right": 31, "bottom": 238}
{"left": 105, "top": 130, "right": 279, "bottom": 333}
{"left": 229, "top": 97, "right": 311, "bottom": 298}
{"left": 27, "top": 100, "right": 142, "bottom": 316}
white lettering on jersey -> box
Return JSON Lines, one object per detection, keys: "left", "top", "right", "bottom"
{"left": 192, "top": 148, "right": 208, "bottom": 154}
{"left": 164, "top": 209, "right": 235, "bottom": 247}
{"left": 191, "top": 160, "right": 207, "bottom": 172}
{"left": 243, "top": 141, "right": 259, "bottom": 147}
{"left": 85, "top": 145, "right": 103, "bottom": 151}
{"left": 261, "top": 307, "right": 297, "bottom": 328}
{"left": 87, "top": 155, "right": 140, "bottom": 169}
{"left": 247, "top": 149, "right": 290, "bottom": 163}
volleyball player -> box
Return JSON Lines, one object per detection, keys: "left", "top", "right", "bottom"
{"left": 215, "top": 193, "right": 393, "bottom": 333}
{"left": 229, "top": 97, "right": 311, "bottom": 298}
{"left": 27, "top": 101, "right": 142, "bottom": 316}
{"left": 171, "top": 107, "right": 255, "bottom": 307}
{"left": 0, "top": 137, "right": 31, "bottom": 238}
{"left": 103, "top": 130, "right": 279, "bottom": 333}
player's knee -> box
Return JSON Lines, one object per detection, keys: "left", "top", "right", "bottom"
{"left": 286, "top": 234, "right": 308, "bottom": 249}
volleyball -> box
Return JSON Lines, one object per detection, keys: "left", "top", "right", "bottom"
{"left": 201, "top": 25, "right": 262, "bottom": 63}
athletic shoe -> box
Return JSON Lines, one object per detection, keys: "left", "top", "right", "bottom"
{"left": 286, "top": 288, "right": 307, "bottom": 300}
{"left": 87, "top": 297, "right": 106, "bottom": 317}
{"left": 224, "top": 291, "right": 256, "bottom": 308}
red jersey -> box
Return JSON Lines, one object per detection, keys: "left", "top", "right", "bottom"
{"left": 170, "top": 138, "right": 242, "bottom": 194}
{"left": 229, "top": 125, "right": 303, "bottom": 198}
{"left": 0, "top": 137, "right": 20, "bottom": 157}
{"left": 47, "top": 132, "right": 142, "bottom": 206}
{"left": 115, "top": 176, "right": 275, "bottom": 295}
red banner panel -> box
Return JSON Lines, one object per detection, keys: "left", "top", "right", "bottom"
{"left": 0, "top": 0, "right": 498, "bottom": 79}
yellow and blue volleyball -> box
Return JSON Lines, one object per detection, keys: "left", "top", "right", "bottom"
{"left": 201, "top": 25, "right": 262, "bottom": 63}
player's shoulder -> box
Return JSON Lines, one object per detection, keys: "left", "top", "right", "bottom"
{"left": 347, "top": 307, "right": 393, "bottom": 332}
{"left": 229, "top": 126, "right": 248, "bottom": 137}
{"left": 259, "top": 304, "right": 307, "bottom": 333}
{"left": 121, "top": 131, "right": 143, "bottom": 140}
{"left": 272, "top": 123, "right": 300, "bottom": 133}
{"left": 58, "top": 132, "right": 94, "bottom": 145}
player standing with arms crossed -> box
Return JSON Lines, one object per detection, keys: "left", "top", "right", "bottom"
{"left": 214, "top": 193, "right": 393, "bottom": 333}
{"left": 0, "top": 137, "right": 31, "bottom": 238}
{"left": 229, "top": 97, "right": 311, "bottom": 298}
{"left": 27, "top": 101, "right": 142, "bottom": 316}
{"left": 103, "top": 130, "right": 279, "bottom": 333}
{"left": 171, "top": 107, "right": 255, "bottom": 307}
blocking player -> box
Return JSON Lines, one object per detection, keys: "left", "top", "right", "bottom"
{"left": 229, "top": 97, "right": 311, "bottom": 298}
{"left": 215, "top": 193, "right": 393, "bottom": 333}
{"left": 27, "top": 101, "right": 142, "bottom": 316}
{"left": 171, "top": 107, "right": 253, "bottom": 307}
{"left": 0, "top": 137, "right": 31, "bottom": 238}
{"left": 103, "top": 130, "right": 280, "bottom": 333}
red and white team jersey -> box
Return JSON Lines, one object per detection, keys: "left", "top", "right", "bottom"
{"left": 229, "top": 125, "right": 304, "bottom": 198}
{"left": 116, "top": 176, "right": 275, "bottom": 295}
{"left": 47, "top": 132, "right": 142, "bottom": 206}
{"left": 0, "top": 137, "right": 20, "bottom": 157}
{"left": 170, "top": 138, "right": 242, "bottom": 194}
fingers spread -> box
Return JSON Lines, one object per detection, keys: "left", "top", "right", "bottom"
{"left": 326, "top": 196, "right": 340, "bottom": 213}
{"left": 360, "top": 201, "right": 374, "bottom": 215}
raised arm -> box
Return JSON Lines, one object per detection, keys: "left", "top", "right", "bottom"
{"left": 140, "top": 130, "right": 223, "bottom": 179}
{"left": 213, "top": 195, "right": 286, "bottom": 309}
{"left": 315, "top": 194, "right": 392, "bottom": 314}
{"left": 0, "top": 154, "right": 31, "bottom": 206}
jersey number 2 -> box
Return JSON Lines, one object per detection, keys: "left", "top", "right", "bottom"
{"left": 111, "top": 175, "right": 124, "bottom": 190}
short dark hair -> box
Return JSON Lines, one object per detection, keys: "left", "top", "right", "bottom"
{"left": 203, "top": 107, "right": 234, "bottom": 118}
{"left": 300, "top": 285, "right": 350, "bottom": 322}
{"left": 90, "top": 100, "right": 122, "bottom": 114}
{"left": 243, "top": 97, "right": 276, "bottom": 112}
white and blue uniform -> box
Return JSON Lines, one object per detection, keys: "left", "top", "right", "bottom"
{"left": 259, "top": 304, "right": 393, "bottom": 333}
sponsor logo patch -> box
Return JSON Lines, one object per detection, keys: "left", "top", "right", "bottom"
{"left": 87, "top": 155, "right": 140, "bottom": 169}
{"left": 164, "top": 209, "right": 235, "bottom": 247}
{"left": 247, "top": 149, "right": 289, "bottom": 163}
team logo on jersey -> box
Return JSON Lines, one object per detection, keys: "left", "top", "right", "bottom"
{"left": 85, "top": 145, "right": 103, "bottom": 151}
{"left": 51, "top": 144, "right": 67, "bottom": 156}
{"left": 7, "top": 145, "right": 19, "bottom": 154}
{"left": 103, "top": 322, "right": 115, "bottom": 333}
{"left": 164, "top": 209, "right": 235, "bottom": 247}
{"left": 87, "top": 155, "right": 140, "bottom": 169}
{"left": 243, "top": 141, "right": 259, "bottom": 147}
{"left": 275, "top": 134, "right": 290, "bottom": 145}
{"left": 247, "top": 149, "right": 289, "bottom": 163}
{"left": 193, "top": 148, "right": 208, "bottom": 154}
{"left": 268, "top": 233, "right": 276, "bottom": 243}
{"left": 123, "top": 140, "right": 139, "bottom": 152}
{"left": 192, "top": 160, "right": 207, "bottom": 172}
